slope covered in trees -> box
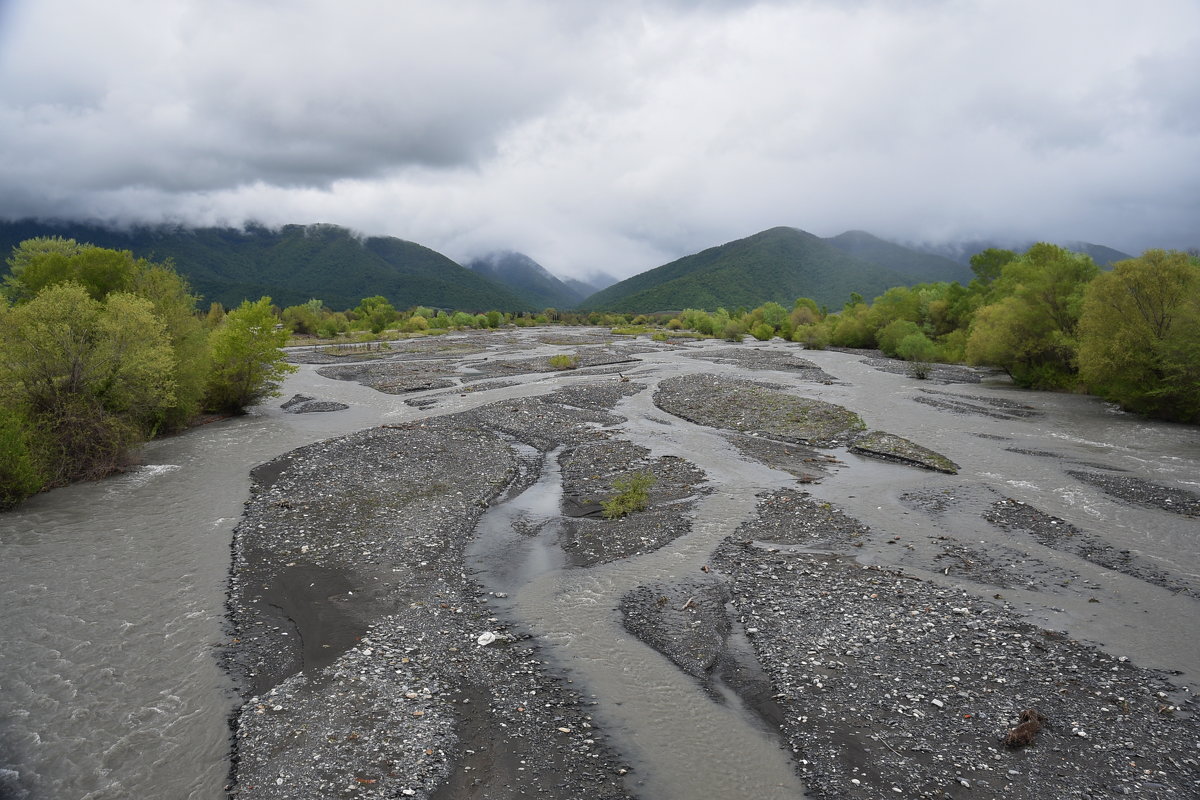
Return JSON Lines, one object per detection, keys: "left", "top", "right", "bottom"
{"left": 580, "top": 227, "right": 915, "bottom": 312}
{"left": 823, "top": 230, "right": 971, "bottom": 284}
{"left": 653, "top": 243, "right": 1198, "bottom": 423}
{"left": 465, "top": 251, "right": 586, "bottom": 310}
{"left": 0, "top": 221, "right": 531, "bottom": 312}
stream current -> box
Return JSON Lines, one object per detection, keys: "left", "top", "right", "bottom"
{"left": 2, "top": 333, "right": 1198, "bottom": 799}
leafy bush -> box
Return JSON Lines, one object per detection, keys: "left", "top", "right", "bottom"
{"left": 720, "top": 321, "right": 746, "bottom": 342}
{"left": 0, "top": 407, "right": 43, "bottom": 509}
{"left": 907, "top": 361, "right": 933, "bottom": 380}
{"left": 750, "top": 322, "right": 775, "bottom": 341}
{"left": 792, "top": 324, "right": 829, "bottom": 350}
{"left": 548, "top": 354, "right": 580, "bottom": 370}
{"left": 1077, "top": 250, "right": 1200, "bottom": 422}
{"left": 897, "top": 331, "right": 939, "bottom": 363}
{"left": 0, "top": 283, "right": 177, "bottom": 484}
{"left": 876, "top": 319, "right": 923, "bottom": 357}
{"left": 205, "top": 297, "right": 297, "bottom": 413}
{"left": 601, "top": 471, "right": 656, "bottom": 519}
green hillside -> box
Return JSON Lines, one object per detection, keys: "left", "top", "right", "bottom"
{"left": 465, "top": 251, "right": 585, "bottom": 309}
{"left": 0, "top": 220, "right": 531, "bottom": 311}
{"left": 823, "top": 230, "right": 971, "bottom": 283}
{"left": 580, "top": 227, "right": 913, "bottom": 312}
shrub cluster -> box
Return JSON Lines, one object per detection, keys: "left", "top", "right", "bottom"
{"left": 0, "top": 238, "right": 296, "bottom": 508}
{"left": 601, "top": 472, "right": 656, "bottom": 519}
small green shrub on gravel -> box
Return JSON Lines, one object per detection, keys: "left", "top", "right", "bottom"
{"left": 602, "top": 471, "right": 656, "bottom": 519}
{"left": 548, "top": 354, "right": 580, "bottom": 370}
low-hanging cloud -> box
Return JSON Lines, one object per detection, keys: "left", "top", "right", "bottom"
{"left": 1, "top": 0, "right": 1197, "bottom": 278}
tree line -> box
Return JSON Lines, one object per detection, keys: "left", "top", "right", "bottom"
{"left": 256, "top": 242, "right": 1200, "bottom": 426}
{"left": 0, "top": 237, "right": 295, "bottom": 509}
{"left": 658, "top": 244, "right": 1200, "bottom": 424}
{"left": 5, "top": 236, "right": 1194, "bottom": 509}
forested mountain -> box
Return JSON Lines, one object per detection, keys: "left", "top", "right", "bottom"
{"left": 910, "top": 238, "right": 1133, "bottom": 267}
{"left": 823, "top": 230, "right": 971, "bottom": 284}
{"left": 465, "top": 251, "right": 585, "bottom": 309}
{"left": 1060, "top": 241, "right": 1135, "bottom": 267}
{"left": 0, "top": 220, "right": 531, "bottom": 311}
{"left": 580, "top": 227, "right": 913, "bottom": 312}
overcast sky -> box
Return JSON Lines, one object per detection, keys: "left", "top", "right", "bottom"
{"left": 1, "top": 0, "right": 1197, "bottom": 278}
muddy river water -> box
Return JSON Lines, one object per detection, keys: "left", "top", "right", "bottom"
{"left": 1, "top": 330, "right": 1197, "bottom": 799}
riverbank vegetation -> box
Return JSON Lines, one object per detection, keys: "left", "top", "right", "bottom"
{"left": 0, "top": 238, "right": 294, "bottom": 509}
{"left": 4, "top": 235, "right": 1196, "bottom": 509}
{"left": 263, "top": 243, "right": 1199, "bottom": 426}
{"left": 650, "top": 245, "right": 1199, "bottom": 424}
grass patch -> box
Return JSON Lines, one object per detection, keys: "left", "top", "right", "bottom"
{"left": 322, "top": 340, "right": 393, "bottom": 356}
{"left": 602, "top": 471, "right": 656, "bottom": 519}
{"left": 548, "top": 353, "right": 581, "bottom": 370}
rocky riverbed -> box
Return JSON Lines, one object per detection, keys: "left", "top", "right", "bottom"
{"left": 225, "top": 329, "right": 1200, "bottom": 799}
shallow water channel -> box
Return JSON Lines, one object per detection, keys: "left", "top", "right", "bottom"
{"left": 2, "top": 333, "right": 1198, "bottom": 799}
{"left": 0, "top": 372, "right": 390, "bottom": 800}
{"left": 467, "top": 438, "right": 808, "bottom": 799}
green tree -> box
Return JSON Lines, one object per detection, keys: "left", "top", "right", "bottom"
{"left": 790, "top": 301, "right": 821, "bottom": 328}
{"left": 758, "top": 302, "right": 788, "bottom": 330}
{"left": 0, "top": 283, "right": 177, "bottom": 486}
{"left": 205, "top": 301, "right": 226, "bottom": 328}
{"left": 2, "top": 237, "right": 87, "bottom": 302}
{"left": 282, "top": 299, "right": 325, "bottom": 335}
{"left": 828, "top": 302, "right": 873, "bottom": 348}
{"left": 3, "top": 237, "right": 151, "bottom": 302}
{"left": 866, "top": 286, "right": 923, "bottom": 333}
{"left": 354, "top": 295, "right": 398, "bottom": 334}
{"left": 969, "top": 248, "right": 1018, "bottom": 285}
{"left": 0, "top": 406, "right": 43, "bottom": 509}
{"left": 897, "top": 331, "right": 939, "bottom": 363}
{"left": 132, "top": 261, "right": 209, "bottom": 430}
{"left": 1077, "top": 251, "right": 1200, "bottom": 422}
{"left": 204, "top": 298, "right": 296, "bottom": 413}
{"left": 965, "top": 244, "right": 1098, "bottom": 387}
{"left": 4, "top": 239, "right": 210, "bottom": 431}
{"left": 750, "top": 322, "right": 775, "bottom": 341}
{"left": 876, "top": 319, "right": 923, "bottom": 357}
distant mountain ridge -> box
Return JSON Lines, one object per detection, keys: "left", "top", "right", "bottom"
{"left": 822, "top": 230, "right": 972, "bottom": 284}
{"left": 580, "top": 227, "right": 950, "bottom": 312}
{"left": 464, "top": 251, "right": 585, "bottom": 310}
{"left": 0, "top": 219, "right": 531, "bottom": 311}
{"left": 908, "top": 238, "right": 1134, "bottom": 267}
{"left": 0, "top": 218, "right": 1139, "bottom": 314}
{"left": 580, "top": 227, "right": 1136, "bottom": 313}
{"left": 564, "top": 271, "right": 618, "bottom": 297}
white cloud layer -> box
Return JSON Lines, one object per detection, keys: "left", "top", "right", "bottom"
{"left": 1, "top": 0, "right": 1197, "bottom": 276}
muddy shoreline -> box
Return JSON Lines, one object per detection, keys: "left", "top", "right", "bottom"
{"left": 225, "top": 330, "right": 1200, "bottom": 799}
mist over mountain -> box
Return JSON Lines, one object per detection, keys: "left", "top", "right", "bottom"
{"left": 580, "top": 227, "right": 917, "bottom": 312}
{"left": 822, "top": 230, "right": 971, "bottom": 284}
{"left": 0, "top": 217, "right": 1146, "bottom": 316}
{"left": 464, "top": 251, "right": 584, "bottom": 310}
{"left": 907, "top": 238, "right": 1134, "bottom": 268}
{"left": 0, "top": 219, "right": 530, "bottom": 311}
{"left": 565, "top": 271, "right": 618, "bottom": 295}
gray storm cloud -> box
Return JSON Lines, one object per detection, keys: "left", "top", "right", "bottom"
{"left": 1, "top": 0, "right": 1197, "bottom": 278}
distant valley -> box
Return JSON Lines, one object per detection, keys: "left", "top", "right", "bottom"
{"left": 0, "top": 219, "right": 1131, "bottom": 313}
